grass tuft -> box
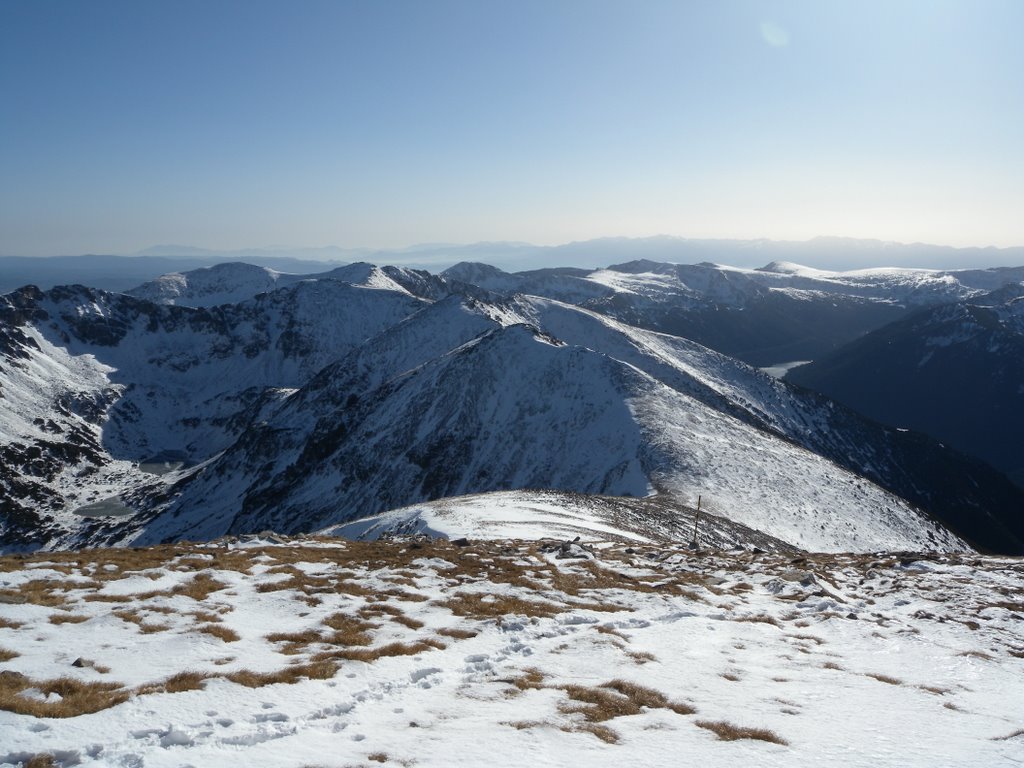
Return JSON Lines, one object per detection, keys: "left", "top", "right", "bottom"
{"left": 337, "top": 639, "right": 445, "bottom": 663}
{"left": 197, "top": 623, "right": 240, "bottom": 642}
{"left": 993, "top": 728, "right": 1024, "bottom": 740}
{"left": 137, "top": 671, "right": 214, "bottom": 695}
{"left": 0, "top": 674, "right": 129, "bottom": 718}
{"left": 48, "top": 613, "right": 90, "bottom": 625}
{"left": 696, "top": 719, "right": 788, "bottom": 745}
{"left": 437, "top": 626, "right": 478, "bottom": 640}
{"left": 226, "top": 661, "right": 338, "bottom": 688}
{"left": 865, "top": 673, "right": 903, "bottom": 686}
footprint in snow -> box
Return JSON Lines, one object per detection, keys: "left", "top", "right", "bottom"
{"left": 411, "top": 667, "right": 443, "bottom": 687}
{"left": 252, "top": 712, "right": 289, "bottom": 723}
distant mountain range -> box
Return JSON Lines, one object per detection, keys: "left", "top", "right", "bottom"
{"left": 4, "top": 235, "right": 1024, "bottom": 294}
{"left": 3, "top": 258, "right": 1024, "bottom": 555}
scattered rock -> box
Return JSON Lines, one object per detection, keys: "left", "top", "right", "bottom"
{"left": 452, "top": 538, "right": 470, "bottom": 547}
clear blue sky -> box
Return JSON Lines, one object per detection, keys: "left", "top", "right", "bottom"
{"left": 2, "top": 0, "right": 1022, "bottom": 256}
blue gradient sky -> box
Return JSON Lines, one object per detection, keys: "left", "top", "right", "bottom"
{"left": 2, "top": 0, "right": 1022, "bottom": 256}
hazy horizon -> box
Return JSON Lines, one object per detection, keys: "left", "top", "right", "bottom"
{"left": 8, "top": 231, "right": 1024, "bottom": 260}
{"left": 5, "top": 235, "right": 1024, "bottom": 283}
{"left": 3, "top": 1, "right": 1023, "bottom": 259}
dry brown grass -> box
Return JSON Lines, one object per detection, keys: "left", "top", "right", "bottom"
{"left": 626, "top": 649, "right": 656, "bottom": 665}
{"left": 865, "top": 673, "right": 903, "bottom": 685}
{"left": 734, "top": 614, "right": 781, "bottom": 627}
{"left": 553, "top": 678, "right": 695, "bottom": 740}
{"left": 226, "top": 660, "right": 338, "bottom": 687}
{"left": 505, "top": 667, "right": 546, "bottom": 694}
{"left": 112, "top": 609, "right": 170, "bottom": 634}
{"left": 594, "top": 624, "right": 629, "bottom": 640}
{"left": 572, "top": 723, "right": 620, "bottom": 743}
{"left": 82, "top": 593, "right": 132, "bottom": 603}
{"left": 437, "top": 626, "right": 478, "bottom": 639}
{"left": 137, "top": 671, "right": 214, "bottom": 696}
{"left": 0, "top": 617, "right": 24, "bottom": 629}
{"left": 958, "top": 650, "right": 994, "bottom": 661}
{"left": 0, "top": 674, "right": 129, "bottom": 717}
{"left": 357, "top": 602, "right": 425, "bottom": 629}
{"left": 266, "top": 629, "right": 324, "bottom": 645}
{"left": 720, "top": 672, "right": 741, "bottom": 682}
{"left": 377, "top": 587, "right": 429, "bottom": 603}
{"left": 48, "top": 613, "right": 90, "bottom": 625}
{"left": 189, "top": 610, "right": 222, "bottom": 623}
{"left": 992, "top": 728, "right": 1024, "bottom": 740}
{"left": 196, "top": 623, "right": 240, "bottom": 642}
{"left": 0, "top": 647, "right": 19, "bottom": 661}
{"left": 323, "top": 613, "right": 377, "bottom": 646}
{"left": 441, "top": 592, "right": 561, "bottom": 619}
{"left": 0, "top": 580, "right": 72, "bottom": 608}
{"left": 788, "top": 633, "right": 825, "bottom": 645}
{"left": 695, "top": 719, "right": 788, "bottom": 745}
{"left": 336, "top": 639, "right": 445, "bottom": 663}
{"left": 368, "top": 753, "right": 388, "bottom": 763}
{"left": 23, "top": 755, "right": 57, "bottom": 768}
{"left": 602, "top": 679, "right": 696, "bottom": 716}
{"left": 391, "top": 614, "right": 424, "bottom": 630}
{"left": 255, "top": 566, "right": 332, "bottom": 596}
{"left": 265, "top": 628, "right": 324, "bottom": 655}
{"left": 822, "top": 661, "right": 844, "bottom": 671}
{"left": 171, "top": 573, "right": 228, "bottom": 601}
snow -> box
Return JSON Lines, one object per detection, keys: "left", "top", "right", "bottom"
{"left": 2, "top": 279, "right": 977, "bottom": 554}
{"left": 323, "top": 491, "right": 656, "bottom": 544}
{"left": 0, "top": 540, "right": 1020, "bottom": 767}
{"left": 759, "top": 361, "right": 810, "bottom": 379}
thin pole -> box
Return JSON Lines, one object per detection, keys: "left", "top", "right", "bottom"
{"left": 691, "top": 495, "right": 701, "bottom": 546}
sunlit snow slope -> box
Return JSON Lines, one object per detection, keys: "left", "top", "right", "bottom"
{"left": 3, "top": 264, "right": 1023, "bottom": 554}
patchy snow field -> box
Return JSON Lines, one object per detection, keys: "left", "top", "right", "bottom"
{"left": 0, "top": 538, "right": 1021, "bottom": 768}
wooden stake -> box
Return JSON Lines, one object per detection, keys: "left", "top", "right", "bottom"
{"left": 691, "top": 494, "right": 701, "bottom": 546}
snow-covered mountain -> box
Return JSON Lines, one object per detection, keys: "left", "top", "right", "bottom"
{"left": 322, "top": 489, "right": 799, "bottom": 553}
{"left": 130, "top": 256, "right": 1024, "bottom": 367}
{"left": 0, "top": 280, "right": 430, "bottom": 547}
{"left": 128, "top": 262, "right": 454, "bottom": 307}
{"left": 116, "top": 291, "right": 1020, "bottom": 554}
{"left": 441, "top": 259, "right": 1024, "bottom": 365}
{"left": 788, "top": 283, "right": 1024, "bottom": 490}
{"left": 3, "top": 264, "right": 1024, "bottom": 554}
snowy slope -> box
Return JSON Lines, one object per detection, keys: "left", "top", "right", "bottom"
{"left": 4, "top": 270, "right": 1023, "bottom": 554}
{"left": 128, "top": 262, "right": 455, "bottom": 307}
{"left": 322, "top": 489, "right": 797, "bottom": 552}
{"left": 1, "top": 540, "right": 1021, "bottom": 768}
{"left": 434, "top": 259, "right": 1024, "bottom": 365}
{"left": 122, "top": 295, "right": 981, "bottom": 554}
{"left": 0, "top": 282, "right": 428, "bottom": 547}
{"left": 788, "top": 285, "right": 1024, "bottom": 492}
{"left": 125, "top": 262, "right": 296, "bottom": 307}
